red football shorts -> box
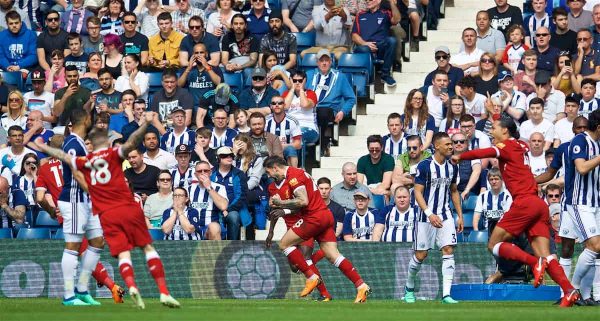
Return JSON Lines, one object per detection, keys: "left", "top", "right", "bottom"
{"left": 497, "top": 195, "right": 551, "bottom": 241}
{"left": 284, "top": 215, "right": 314, "bottom": 248}
{"left": 291, "top": 209, "right": 337, "bottom": 243}
{"left": 99, "top": 205, "right": 152, "bottom": 257}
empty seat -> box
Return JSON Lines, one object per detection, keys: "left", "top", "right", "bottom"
{"left": 148, "top": 228, "right": 165, "bottom": 241}
{"left": 337, "top": 53, "right": 372, "bottom": 98}
{"left": 0, "top": 228, "right": 13, "bottom": 239}
{"left": 1, "top": 71, "right": 23, "bottom": 90}
{"left": 147, "top": 72, "right": 163, "bottom": 96}
{"left": 292, "top": 31, "right": 316, "bottom": 53}
{"left": 17, "top": 228, "right": 51, "bottom": 239}
{"left": 222, "top": 71, "right": 244, "bottom": 96}
{"left": 298, "top": 53, "right": 318, "bottom": 73}
{"left": 35, "top": 211, "right": 60, "bottom": 228}
{"left": 467, "top": 231, "right": 489, "bottom": 243}
{"left": 54, "top": 229, "right": 64, "bottom": 240}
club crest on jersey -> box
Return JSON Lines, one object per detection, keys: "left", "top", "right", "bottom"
{"left": 496, "top": 142, "right": 506, "bottom": 149}
{"left": 289, "top": 178, "right": 298, "bottom": 186}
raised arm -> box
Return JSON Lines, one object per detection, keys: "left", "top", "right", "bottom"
{"left": 121, "top": 112, "right": 154, "bottom": 157}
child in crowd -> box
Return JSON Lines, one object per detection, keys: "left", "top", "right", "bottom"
{"left": 502, "top": 25, "right": 528, "bottom": 75}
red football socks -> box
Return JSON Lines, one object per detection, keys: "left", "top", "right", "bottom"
{"left": 92, "top": 262, "right": 115, "bottom": 289}
{"left": 118, "top": 261, "right": 137, "bottom": 289}
{"left": 147, "top": 257, "right": 170, "bottom": 295}
{"left": 283, "top": 247, "right": 315, "bottom": 278}
{"left": 309, "top": 263, "right": 331, "bottom": 298}
{"left": 547, "top": 258, "right": 575, "bottom": 293}
{"left": 335, "top": 256, "right": 364, "bottom": 288}
{"left": 311, "top": 249, "right": 326, "bottom": 264}
{"left": 498, "top": 242, "right": 537, "bottom": 267}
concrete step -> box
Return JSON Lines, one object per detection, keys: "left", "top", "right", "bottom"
{"left": 445, "top": 7, "right": 483, "bottom": 18}
{"left": 452, "top": 0, "right": 498, "bottom": 8}
{"left": 425, "top": 30, "right": 466, "bottom": 42}
{"left": 366, "top": 103, "right": 404, "bottom": 115}
{"left": 373, "top": 94, "right": 408, "bottom": 106}
{"left": 311, "top": 168, "right": 343, "bottom": 185}
{"left": 319, "top": 156, "right": 362, "bottom": 169}
{"left": 401, "top": 61, "right": 437, "bottom": 73}
{"left": 392, "top": 72, "right": 428, "bottom": 85}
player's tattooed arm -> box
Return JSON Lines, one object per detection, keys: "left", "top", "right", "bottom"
{"left": 35, "top": 143, "right": 73, "bottom": 165}
{"left": 121, "top": 112, "right": 155, "bottom": 157}
{"left": 271, "top": 186, "right": 309, "bottom": 212}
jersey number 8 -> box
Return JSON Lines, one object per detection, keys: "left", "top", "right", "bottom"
{"left": 85, "top": 158, "right": 111, "bottom": 185}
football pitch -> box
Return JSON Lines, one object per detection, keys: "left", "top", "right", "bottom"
{"left": 2, "top": 299, "right": 599, "bottom": 321}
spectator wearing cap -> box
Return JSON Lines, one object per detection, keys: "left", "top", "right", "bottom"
{"left": 248, "top": 111, "right": 284, "bottom": 159}
{"left": 210, "top": 108, "right": 238, "bottom": 149}
{"left": 179, "top": 15, "right": 221, "bottom": 67}
{"left": 493, "top": 70, "right": 527, "bottom": 122}
{"left": 300, "top": 0, "right": 352, "bottom": 60}
{"left": 553, "top": 95, "right": 579, "bottom": 147}
{"left": 37, "top": 10, "right": 70, "bottom": 71}
{"left": 150, "top": 68, "right": 194, "bottom": 127}
{"left": 239, "top": 67, "right": 279, "bottom": 115}
{"left": 525, "top": 70, "right": 566, "bottom": 123}
{"left": 579, "top": 78, "right": 600, "bottom": 118}
{"left": 487, "top": 0, "right": 523, "bottom": 42}
{"left": 305, "top": 49, "right": 356, "bottom": 155}
{"left": 0, "top": 10, "right": 37, "bottom": 72}
{"left": 451, "top": 28, "right": 485, "bottom": 77}
{"left": 23, "top": 70, "right": 56, "bottom": 129}
{"left": 474, "top": 10, "right": 505, "bottom": 63}
{"left": 192, "top": 127, "right": 219, "bottom": 167}
{"left": 124, "top": 148, "right": 161, "bottom": 201}
{"left": 527, "top": 132, "right": 548, "bottom": 175}
{"left": 265, "top": 95, "right": 302, "bottom": 167}
{"left": 531, "top": 26, "right": 561, "bottom": 73}
{"left": 221, "top": 13, "right": 260, "bottom": 77}
{"left": 160, "top": 106, "right": 196, "bottom": 154}
{"left": 211, "top": 146, "right": 248, "bottom": 240}
{"left": 178, "top": 42, "right": 223, "bottom": 109}
{"left": 423, "top": 46, "right": 464, "bottom": 97}
{"left": 122, "top": 98, "right": 163, "bottom": 144}
{"left": 573, "top": 29, "right": 600, "bottom": 80}
{"left": 170, "top": 144, "right": 195, "bottom": 188}
{"left": 243, "top": 0, "right": 271, "bottom": 41}
{"left": 568, "top": 0, "right": 593, "bottom": 32}
{"left": 53, "top": 66, "right": 93, "bottom": 126}
{"left": 351, "top": 0, "right": 401, "bottom": 86}
{"left": 259, "top": 10, "right": 297, "bottom": 71}
{"left": 143, "top": 131, "right": 177, "bottom": 170}
{"left": 197, "top": 83, "right": 239, "bottom": 128}
{"left": 342, "top": 190, "right": 379, "bottom": 242}
{"left": 148, "top": 12, "right": 184, "bottom": 69}
{"left": 523, "top": 0, "right": 555, "bottom": 48}
{"left": 519, "top": 98, "right": 555, "bottom": 150}
{"left": 550, "top": 8, "right": 577, "bottom": 56}
{"left": 331, "top": 161, "right": 374, "bottom": 212}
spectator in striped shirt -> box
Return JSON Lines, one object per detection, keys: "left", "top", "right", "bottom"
{"left": 523, "top": 0, "right": 554, "bottom": 48}
{"left": 373, "top": 186, "right": 417, "bottom": 243}
{"left": 171, "top": 143, "right": 195, "bottom": 188}
{"left": 188, "top": 161, "right": 229, "bottom": 240}
{"left": 98, "top": 0, "right": 125, "bottom": 35}
{"left": 265, "top": 95, "right": 301, "bottom": 167}
{"left": 160, "top": 106, "right": 196, "bottom": 153}
{"left": 382, "top": 112, "right": 407, "bottom": 160}
{"left": 161, "top": 187, "right": 203, "bottom": 240}
{"left": 342, "top": 190, "right": 378, "bottom": 242}
{"left": 473, "top": 168, "right": 512, "bottom": 231}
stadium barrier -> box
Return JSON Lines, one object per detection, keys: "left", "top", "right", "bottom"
{"left": 0, "top": 241, "right": 577, "bottom": 300}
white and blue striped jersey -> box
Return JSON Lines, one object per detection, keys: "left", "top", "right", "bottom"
{"left": 414, "top": 157, "right": 458, "bottom": 221}
{"left": 161, "top": 207, "right": 203, "bottom": 240}
{"left": 209, "top": 128, "right": 237, "bottom": 149}
{"left": 342, "top": 208, "right": 378, "bottom": 240}
{"left": 170, "top": 167, "right": 195, "bottom": 188}
{"left": 160, "top": 128, "right": 196, "bottom": 154}
{"left": 378, "top": 204, "right": 417, "bottom": 243}
{"left": 468, "top": 130, "right": 492, "bottom": 150}
{"left": 550, "top": 142, "right": 573, "bottom": 209}
{"left": 382, "top": 134, "right": 407, "bottom": 158}
{"left": 579, "top": 98, "right": 600, "bottom": 118}
{"left": 569, "top": 132, "right": 600, "bottom": 207}
{"left": 58, "top": 134, "right": 88, "bottom": 203}
{"left": 187, "top": 181, "right": 228, "bottom": 226}
{"left": 265, "top": 115, "right": 302, "bottom": 144}
{"left": 524, "top": 13, "right": 553, "bottom": 48}
{"left": 474, "top": 190, "right": 512, "bottom": 228}
{"left": 13, "top": 175, "right": 36, "bottom": 206}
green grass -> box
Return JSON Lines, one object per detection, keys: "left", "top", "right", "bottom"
{"left": 2, "top": 299, "right": 600, "bottom": 321}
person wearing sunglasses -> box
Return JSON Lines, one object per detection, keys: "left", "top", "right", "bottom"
{"left": 451, "top": 132, "right": 482, "bottom": 201}
{"left": 423, "top": 46, "right": 464, "bottom": 97}
{"left": 357, "top": 134, "right": 394, "bottom": 208}
{"left": 37, "top": 10, "right": 70, "bottom": 71}
{"left": 265, "top": 95, "right": 302, "bottom": 167}
{"left": 179, "top": 15, "right": 221, "bottom": 68}
{"left": 143, "top": 170, "right": 174, "bottom": 229}
{"left": 239, "top": 67, "right": 280, "bottom": 115}
{"left": 573, "top": 29, "right": 600, "bottom": 79}
{"left": 531, "top": 26, "right": 561, "bottom": 73}
{"left": 118, "top": 12, "right": 150, "bottom": 67}
{"left": 391, "top": 135, "right": 431, "bottom": 192}
{"left": 282, "top": 70, "right": 319, "bottom": 145}
{"left": 523, "top": 0, "right": 554, "bottom": 49}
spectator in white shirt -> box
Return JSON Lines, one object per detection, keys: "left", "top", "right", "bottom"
{"left": 23, "top": 69, "right": 57, "bottom": 129}
{"left": 553, "top": 95, "right": 579, "bottom": 147}
{"left": 451, "top": 27, "right": 485, "bottom": 76}
{"left": 525, "top": 70, "right": 566, "bottom": 123}
{"left": 519, "top": 97, "right": 555, "bottom": 150}
{"left": 143, "top": 131, "right": 177, "bottom": 170}
{"left": 300, "top": 0, "right": 352, "bottom": 60}
{"left": 425, "top": 70, "right": 450, "bottom": 128}
{"left": 115, "top": 53, "right": 149, "bottom": 101}
{"left": 527, "top": 132, "right": 547, "bottom": 176}
{"left": 458, "top": 76, "right": 486, "bottom": 122}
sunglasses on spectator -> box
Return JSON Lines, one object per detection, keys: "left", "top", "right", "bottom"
{"left": 547, "top": 194, "right": 561, "bottom": 198}
{"left": 195, "top": 169, "right": 211, "bottom": 173}
{"left": 292, "top": 78, "right": 304, "bottom": 83}
{"left": 47, "top": 17, "right": 59, "bottom": 22}
{"left": 219, "top": 154, "right": 235, "bottom": 159}
{"left": 407, "top": 146, "right": 419, "bottom": 151}
{"left": 123, "top": 20, "right": 136, "bottom": 24}
{"left": 453, "top": 140, "right": 466, "bottom": 144}
{"left": 435, "top": 55, "right": 449, "bottom": 61}
{"left": 535, "top": 33, "right": 550, "bottom": 37}
{"left": 9, "top": 98, "right": 21, "bottom": 102}
{"left": 189, "top": 25, "right": 202, "bottom": 30}
{"left": 159, "top": 178, "right": 172, "bottom": 182}
{"left": 252, "top": 76, "right": 265, "bottom": 81}
{"left": 480, "top": 58, "right": 495, "bottom": 63}
{"left": 252, "top": 0, "right": 265, "bottom": 2}
{"left": 577, "top": 37, "right": 590, "bottom": 42}
{"left": 271, "top": 101, "right": 284, "bottom": 105}
{"left": 368, "top": 148, "right": 381, "bottom": 152}
{"left": 25, "top": 161, "right": 38, "bottom": 165}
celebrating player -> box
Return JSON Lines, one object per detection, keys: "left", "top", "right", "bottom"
{"left": 36, "top": 112, "right": 180, "bottom": 309}
{"left": 403, "top": 132, "right": 463, "bottom": 304}
{"left": 35, "top": 135, "right": 125, "bottom": 304}
{"left": 263, "top": 156, "right": 370, "bottom": 303}
{"left": 453, "top": 114, "right": 580, "bottom": 307}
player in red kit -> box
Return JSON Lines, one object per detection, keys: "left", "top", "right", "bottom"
{"left": 36, "top": 112, "right": 180, "bottom": 309}
{"left": 263, "top": 156, "right": 370, "bottom": 303}
{"left": 34, "top": 135, "right": 125, "bottom": 304}
{"left": 452, "top": 115, "right": 580, "bottom": 307}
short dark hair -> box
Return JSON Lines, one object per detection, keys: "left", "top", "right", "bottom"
{"left": 249, "top": 112, "right": 265, "bottom": 122}
{"left": 498, "top": 114, "right": 520, "bottom": 139}
{"left": 158, "top": 169, "right": 173, "bottom": 180}
{"left": 406, "top": 135, "right": 422, "bottom": 145}
{"left": 196, "top": 127, "right": 212, "bottom": 138}
{"left": 289, "top": 69, "right": 306, "bottom": 79}
{"left": 189, "top": 15, "right": 204, "bottom": 26}
{"left": 122, "top": 89, "right": 137, "bottom": 99}
{"left": 162, "top": 68, "right": 178, "bottom": 80}
{"left": 96, "top": 111, "right": 110, "bottom": 124}
{"left": 87, "top": 16, "right": 101, "bottom": 26}
{"left": 7, "top": 125, "right": 24, "bottom": 136}
{"left": 317, "top": 177, "right": 331, "bottom": 186}
{"left": 432, "top": 69, "right": 448, "bottom": 79}
{"left": 70, "top": 109, "right": 90, "bottom": 126}
{"left": 529, "top": 97, "right": 545, "bottom": 108}
{"left": 5, "top": 10, "right": 21, "bottom": 22}
{"left": 65, "top": 65, "right": 79, "bottom": 73}
{"left": 588, "top": 109, "right": 600, "bottom": 131}
{"left": 231, "top": 13, "right": 246, "bottom": 24}
{"left": 458, "top": 76, "right": 476, "bottom": 89}
{"left": 462, "top": 27, "right": 476, "bottom": 36}
{"left": 97, "top": 68, "right": 112, "bottom": 78}
{"left": 122, "top": 11, "right": 137, "bottom": 21}
{"left": 546, "top": 183, "right": 562, "bottom": 193}
{"left": 432, "top": 132, "right": 449, "bottom": 145}
{"left": 366, "top": 134, "right": 382, "bottom": 146}
{"left": 552, "top": 7, "right": 568, "bottom": 19}
{"left": 144, "top": 131, "right": 159, "bottom": 139}
{"left": 565, "top": 95, "right": 579, "bottom": 105}
{"left": 581, "top": 78, "right": 597, "bottom": 88}
{"left": 87, "top": 127, "right": 108, "bottom": 142}
{"left": 46, "top": 10, "right": 59, "bottom": 19}
{"left": 263, "top": 156, "right": 287, "bottom": 169}
{"left": 387, "top": 112, "right": 402, "bottom": 123}
{"left": 459, "top": 114, "right": 475, "bottom": 124}
{"left": 67, "top": 32, "right": 82, "bottom": 43}
{"left": 157, "top": 11, "right": 172, "bottom": 22}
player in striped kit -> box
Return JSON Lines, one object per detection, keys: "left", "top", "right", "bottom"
{"left": 373, "top": 186, "right": 417, "bottom": 243}
{"left": 579, "top": 79, "right": 600, "bottom": 118}
{"left": 567, "top": 109, "right": 600, "bottom": 303}
{"left": 265, "top": 96, "right": 302, "bottom": 167}
{"left": 382, "top": 113, "right": 408, "bottom": 160}
{"left": 404, "top": 132, "right": 463, "bottom": 304}
{"left": 342, "top": 191, "right": 378, "bottom": 241}
{"left": 186, "top": 161, "right": 229, "bottom": 240}
{"left": 161, "top": 187, "right": 203, "bottom": 240}
{"left": 473, "top": 168, "right": 513, "bottom": 232}
{"left": 160, "top": 107, "right": 196, "bottom": 154}
{"left": 56, "top": 109, "right": 105, "bottom": 306}
{"left": 170, "top": 144, "right": 195, "bottom": 188}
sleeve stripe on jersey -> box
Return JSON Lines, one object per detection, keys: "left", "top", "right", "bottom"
{"left": 492, "top": 146, "right": 500, "bottom": 158}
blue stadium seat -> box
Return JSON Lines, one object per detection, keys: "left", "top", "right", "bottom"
{"left": 36, "top": 211, "right": 60, "bottom": 229}
{"left": 337, "top": 53, "right": 372, "bottom": 98}
{"left": 0, "top": 228, "right": 13, "bottom": 239}
{"left": 462, "top": 213, "right": 474, "bottom": 229}
{"left": 267, "top": 0, "right": 280, "bottom": 10}
{"left": 222, "top": 71, "right": 243, "bottom": 96}
{"left": 24, "top": 72, "right": 33, "bottom": 92}
{"left": 147, "top": 72, "right": 163, "bottom": 96}
{"left": 467, "top": 231, "right": 489, "bottom": 243}
{"left": 17, "top": 228, "right": 51, "bottom": 239}
{"left": 54, "top": 229, "right": 64, "bottom": 239}
{"left": 456, "top": 232, "right": 466, "bottom": 243}
{"left": 292, "top": 31, "right": 316, "bottom": 53}
{"left": 298, "top": 53, "right": 318, "bottom": 73}
{"left": 462, "top": 194, "right": 478, "bottom": 211}
{"left": 1, "top": 71, "right": 23, "bottom": 90}
{"left": 148, "top": 228, "right": 165, "bottom": 241}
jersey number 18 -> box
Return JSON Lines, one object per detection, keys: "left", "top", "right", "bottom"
{"left": 85, "top": 159, "right": 111, "bottom": 185}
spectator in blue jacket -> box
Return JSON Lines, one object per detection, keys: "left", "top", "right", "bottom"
{"left": 0, "top": 11, "right": 38, "bottom": 72}
{"left": 211, "top": 146, "right": 248, "bottom": 240}
{"left": 238, "top": 67, "right": 279, "bottom": 115}
{"left": 306, "top": 49, "right": 356, "bottom": 156}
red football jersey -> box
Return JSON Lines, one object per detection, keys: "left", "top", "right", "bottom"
{"left": 35, "top": 158, "right": 64, "bottom": 204}
{"left": 462, "top": 138, "right": 538, "bottom": 199}
{"left": 268, "top": 167, "right": 328, "bottom": 217}
{"left": 73, "top": 147, "right": 137, "bottom": 215}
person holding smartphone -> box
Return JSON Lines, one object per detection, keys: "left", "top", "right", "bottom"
{"left": 53, "top": 65, "right": 95, "bottom": 126}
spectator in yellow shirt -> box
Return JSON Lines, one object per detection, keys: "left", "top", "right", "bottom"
{"left": 148, "top": 12, "right": 184, "bottom": 69}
